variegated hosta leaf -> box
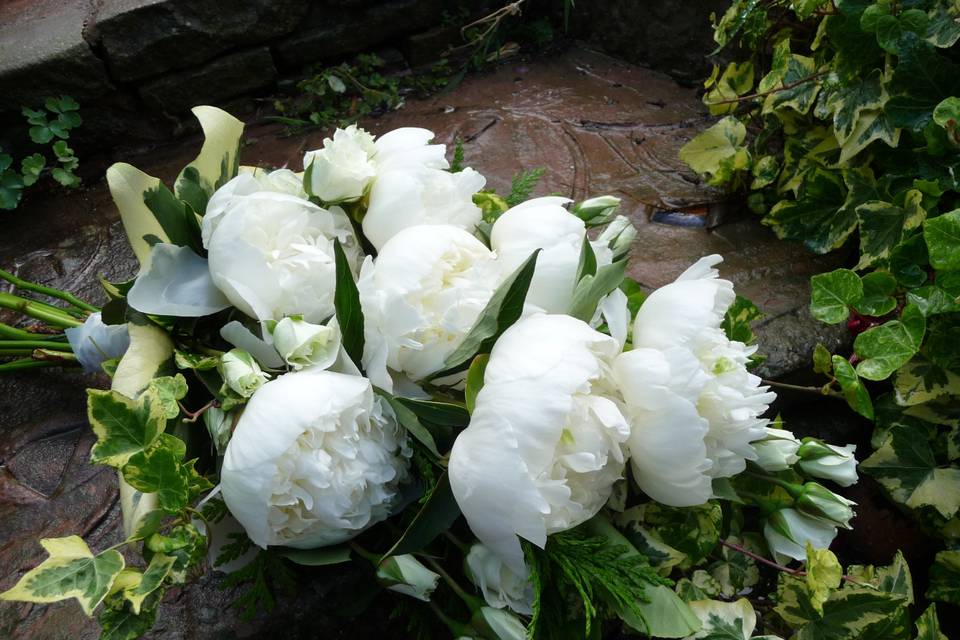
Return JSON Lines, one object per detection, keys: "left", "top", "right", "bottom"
{"left": 174, "top": 106, "right": 244, "bottom": 215}
{"left": 105, "top": 163, "right": 169, "bottom": 268}
{"left": 861, "top": 425, "right": 960, "bottom": 519}
{"left": 0, "top": 536, "right": 125, "bottom": 616}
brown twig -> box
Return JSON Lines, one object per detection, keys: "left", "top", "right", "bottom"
{"left": 721, "top": 539, "right": 860, "bottom": 583}
{"left": 179, "top": 399, "right": 218, "bottom": 423}
{"left": 706, "top": 71, "right": 828, "bottom": 107}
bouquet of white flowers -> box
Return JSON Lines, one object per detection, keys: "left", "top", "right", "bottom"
{"left": 0, "top": 107, "right": 861, "bottom": 639}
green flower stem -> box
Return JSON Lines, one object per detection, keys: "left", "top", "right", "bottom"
{"left": 0, "top": 339, "right": 75, "bottom": 351}
{"left": 32, "top": 349, "right": 78, "bottom": 363}
{"left": 0, "top": 322, "right": 65, "bottom": 340}
{"left": 0, "top": 268, "right": 98, "bottom": 313}
{"left": 0, "top": 292, "right": 83, "bottom": 328}
{"left": 428, "top": 601, "right": 473, "bottom": 637}
{"left": 0, "top": 348, "right": 33, "bottom": 357}
{"left": 0, "top": 358, "right": 60, "bottom": 373}
{"left": 744, "top": 470, "right": 804, "bottom": 498}
{"left": 443, "top": 530, "right": 470, "bottom": 554}
{"left": 421, "top": 554, "right": 484, "bottom": 612}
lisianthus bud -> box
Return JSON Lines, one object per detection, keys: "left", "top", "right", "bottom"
{"left": 573, "top": 195, "right": 621, "bottom": 225}
{"left": 751, "top": 427, "right": 801, "bottom": 472}
{"left": 465, "top": 544, "right": 535, "bottom": 615}
{"left": 796, "top": 482, "right": 856, "bottom": 528}
{"left": 763, "top": 508, "right": 837, "bottom": 563}
{"left": 219, "top": 348, "right": 268, "bottom": 397}
{"left": 471, "top": 607, "right": 528, "bottom": 640}
{"left": 268, "top": 316, "right": 340, "bottom": 371}
{"left": 376, "top": 554, "right": 441, "bottom": 602}
{"left": 797, "top": 439, "right": 858, "bottom": 487}
{"left": 596, "top": 215, "right": 637, "bottom": 261}
{"left": 65, "top": 311, "right": 130, "bottom": 373}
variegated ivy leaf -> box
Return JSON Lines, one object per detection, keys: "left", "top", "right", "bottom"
{"left": 926, "top": 550, "right": 960, "bottom": 605}
{"left": 861, "top": 425, "right": 960, "bottom": 519}
{"left": 614, "top": 507, "right": 687, "bottom": 575}
{"left": 620, "top": 502, "right": 723, "bottom": 570}
{"left": 707, "top": 535, "right": 760, "bottom": 598}
{"left": 0, "top": 536, "right": 125, "bottom": 616}
{"left": 675, "top": 570, "right": 722, "bottom": 602}
{"left": 685, "top": 598, "right": 756, "bottom": 640}
{"left": 678, "top": 116, "right": 750, "bottom": 188}
{"left": 145, "top": 523, "right": 206, "bottom": 585}
{"left": 926, "top": 0, "right": 960, "bottom": 48}
{"left": 149, "top": 374, "right": 188, "bottom": 419}
{"left": 810, "top": 268, "right": 863, "bottom": 324}
{"left": 846, "top": 550, "right": 914, "bottom": 605}
{"left": 914, "top": 604, "right": 948, "bottom": 640}
{"left": 98, "top": 596, "right": 160, "bottom": 640}
{"left": 805, "top": 544, "right": 842, "bottom": 615}
{"left": 855, "top": 193, "right": 926, "bottom": 270}
{"left": 816, "top": 69, "right": 886, "bottom": 146}
{"left": 116, "top": 553, "right": 175, "bottom": 615}
{"left": 759, "top": 38, "right": 821, "bottom": 116}
{"left": 704, "top": 62, "right": 755, "bottom": 116}
{"left": 832, "top": 355, "right": 874, "bottom": 420}
{"left": 838, "top": 108, "right": 900, "bottom": 165}
{"left": 87, "top": 384, "right": 167, "bottom": 468}
{"left": 854, "top": 304, "right": 926, "bottom": 380}
{"left": 886, "top": 33, "right": 960, "bottom": 132}
{"left": 894, "top": 355, "right": 960, "bottom": 406}
{"left": 749, "top": 155, "right": 779, "bottom": 190}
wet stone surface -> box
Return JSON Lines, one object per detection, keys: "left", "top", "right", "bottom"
{"left": 1, "top": 45, "right": 845, "bottom": 637}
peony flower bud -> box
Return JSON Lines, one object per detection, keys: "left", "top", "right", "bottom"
{"left": 763, "top": 508, "right": 837, "bottom": 563}
{"left": 65, "top": 312, "right": 130, "bottom": 373}
{"left": 572, "top": 195, "right": 621, "bottom": 225}
{"left": 751, "top": 427, "right": 801, "bottom": 472}
{"left": 795, "top": 482, "right": 856, "bottom": 529}
{"left": 377, "top": 554, "right": 441, "bottom": 602}
{"left": 797, "top": 439, "right": 858, "bottom": 487}
{"left": 465, "top": 544, "right": 534, "bottom": 615}
{"left": 268, "top": 316, "right": 340, "bottom": 371}
{"left": 219, "top": 348, "right": 268, "bottom": 397}
{"left": 303, "top": 124, "right": 377, "bottom": 202}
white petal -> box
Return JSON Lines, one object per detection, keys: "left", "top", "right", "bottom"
{"left": 127, "top": 243, "right": 231, "bottom": 317}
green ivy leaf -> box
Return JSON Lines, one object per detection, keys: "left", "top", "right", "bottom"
{"left": 0, "top": 536, "right": 124, "bottom": 616}
{"left": 854, "top": 304, "right": 926, "bottom": 380}
{"left": 925, "top": 550, "right": 960, "bottom": 604}
{"left": 861, "top": 425, "right": 960, "bottom": 519}
{"left": 832, "top": 355, "right": 874, "bottom": 420}
{"left": 853, "top": 271, "right": 897, "bottom": 317}
{"left": 923, "top": 209, "right": 960, "bottom": 271}
{"left": 121, "top": 434, "right": 210, "bottom": 513}
{"left": 810, "top": 268, "right": 863, "bottom": 324}
{"left": 886, "top": 33, "right": 960, "bottom": 131}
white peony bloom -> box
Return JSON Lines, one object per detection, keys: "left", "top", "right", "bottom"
{"left": 359, "top": 224, "right": 501, "bottom": 390}
{"left": 449, "top": 314, "right": 630, "bottom": 573}
{"left": 202, "top": 173, "right": 361, "bottom": 323}
{"left": 466, "top": 543, "right": 535, "bottom": 615}
{"left": 65, "top": 312, "right": 130, "bottom": 373}
{"left": 763, "top": 508, "right": 838, "bottom": 563}
{"left": 797, "top": 440, "right": 858, "bottom": 487}
{"left": 752, "top": 427, "right": 802, "bottom": 472}
{"left": 268, "top": 316, "right": 340, "bottom": 371}
{"left": 615, "top": 255, "right": 775, "bottom": 507}
{"left": 303, "top": 124, "right": 377, "bottom": 202}
{"left": 490, "top": 197, "right": 612, "bottom": 314}
{"left": 219, "top": 348, "right": 268, "bottom": 398}
{"left": 363, "top": 164, "right": 487, "bottom": 251}
{"left": 220, "top": 368, "right": 410, "bottom": 548}
{"left": 243, "top": 167, "right": 307, "bottom": 199}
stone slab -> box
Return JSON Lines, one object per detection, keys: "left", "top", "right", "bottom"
{"left": 139, "top": 47, "right": 278, "bottom": 115}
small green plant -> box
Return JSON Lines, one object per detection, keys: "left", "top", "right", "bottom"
{"left": 1, "top": 95, "right": 82, "bottom": 210}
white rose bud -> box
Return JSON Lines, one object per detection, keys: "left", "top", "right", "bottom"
{"left": 795, "top": 482, "right": 856, "bottom": 529}
{"left": 65, "top": 312, "right": 130, "bottom": 373}
{"left": 202, "top": 173, "right": 361, "bottom": 323}
{"left": 465, "top": 544, "right": 534, "bottom": 615}
{"left": 376, "top": 554, "right": 441, "bottom": 602}
{"left": 268, "top": 316, "right": 340, "bottom": 371}
{"left": 763, "top": 508, "right": 838, "bottom": 563}
{"left": 797, "top": 440, "right": 858, "bottom": 487}
{"left": 449, "top": 314, "right": 630, "bottom": 573}
{"left": 303, "top": 124, "right": 377, "bottom": 202}
{"left": 220, "top": 368, "right": 410, "bottom": 548}
{"left": 752, "top": 427, "right": 802, "bottom": 472}
{"left": 219, "top": 348, "right": 268, "bottom": 397}
{"left": 614, "top": 255, "right": 775, "bottom": 507}
{"left": 573, "top": 194, "right": 621, "bottom": 225}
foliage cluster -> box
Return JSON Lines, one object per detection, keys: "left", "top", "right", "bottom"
{"left": 679, "top": 0, "right": 960, "bottom": 627}
{"left": 1, "top": 95, "right": 82, "bottom": 210}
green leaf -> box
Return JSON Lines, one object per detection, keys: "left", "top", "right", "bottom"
{"left": 861, "top": 425, "right": 960, "bottom": 519}
{"left": 925, "top": 550, "right": 960, "bottom": 604}
{"left": 568, "top": 259, "right": 627, "bottom": 322}
{"left": 333, "top": 238, "right": 364, "bottom": 368}
{"left": 279, "top": 546, "right": 351, "bottom": 567}
{"left": 505, "top": 167, "right": 545, "bottom": 207}
{"left": 914, "top": 604, "right": 948, "bottom": 640}
{"left": 853, "top": 271, "right": 897, "bottom": 317}
{"left": 886, "top": 33, "right": 960, "bottom": 131}
{"left": 142, "top": 183, "right": 202, "bottom": 254}
{"left": 832, "top": 355, "right": 874, "bottom": 420}
{"left": 20, "top": 153, "right": 45, "bottom": 186}
{"left": 620, "top": 277, "right": 646, "bottom": 319}
{"left": 382, "top": 472, "right": 460, "bottom": 560}
{"left": 854, "top": 304, "right": 926, "bottom": 380}
{"left": 121, "top": 434, "right": 210, "bottom": 513}
{"left": 810, "top": 268, "right": 863, "bottom": 324}
{"left": 0, "top": 536, "right": 124, "bottom": 616}
{"left": 814, "top": 343, "right": 834, "bottom": 375}
{"left": 805, "top": 544, "right": 842, "bottom": 615}
{"left": 923, "top": 209, "right": 960, "bottom": 270}
{"left": 29, "top": 125, "right": 55, "bottom": 144}
{"left": 679, "top": 116, "right": 750, "bottom": 187}
{"left": 87, "top": 386, "right": 166, "bottom": 467}
{"left": 465, "top": 353, "right": 488, "bottom": 414}
{"left": 575, "top": 234, "right": 598, "bottom": 282}
{"left": 123, "top": 553, "right": 174, "bottom": 614}
{"left": 98, "top": 597, "right": 159, "bottom": 640}
{"left": 437, "top": 250, "right": 539, "bottom": 376}
{"left": 375, "top": 388, "right": 440, "bottom": 458}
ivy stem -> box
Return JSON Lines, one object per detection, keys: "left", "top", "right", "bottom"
{"left": 721, "top": 539, "right": 860, "bottom": 583}
{"left": 762, "top": 379, "right": 842, "bottom": 399}
{"left": 0, "top": 268, "right": 98, "bottom": 313}
{"left": 0, "top": 292, "right": 84, "bottom": 328}
{"left": 421, "top": 554, "right": 483, "bottom": 612}
{"left": 180, "top": 399, "right": 218, "bottom": 423}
